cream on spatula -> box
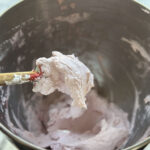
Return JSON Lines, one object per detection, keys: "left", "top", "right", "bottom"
{"left": 0, "top": 51, "right": 94, "bottom": 108}
{"left": 33, "top": 51, "right": 94, "bottom": 108}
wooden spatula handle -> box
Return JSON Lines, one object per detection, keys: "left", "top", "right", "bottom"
{"left": 0, "top": 71, "right": 36, "bottom": 85}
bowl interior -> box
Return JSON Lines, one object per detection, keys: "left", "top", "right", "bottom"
{"left": 1, "top": 0, "right": 150, "bottom": 149}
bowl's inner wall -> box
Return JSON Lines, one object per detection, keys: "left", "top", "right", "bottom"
{"left": 0, "top": 0, "right": 150, "bottom": 148}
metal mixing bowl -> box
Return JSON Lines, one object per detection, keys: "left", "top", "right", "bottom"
{"left": 0, "top": 0, "right": 150, "bottom": 149}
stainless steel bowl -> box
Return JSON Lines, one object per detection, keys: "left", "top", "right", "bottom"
{"left": 0, "top": 0, "right": 150, "bottom": 149}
